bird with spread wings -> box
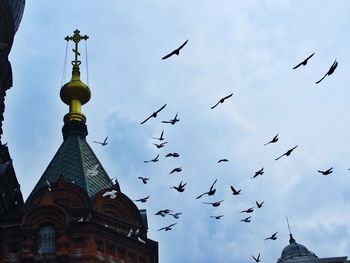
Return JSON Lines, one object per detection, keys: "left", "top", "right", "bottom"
{"left": 292, "top": 52, "right": 315, "bottom": 69}
{"left": 162, "top": 40, "right": 188, "bottom": 60}
{"left": 140, "top": 104, "right": 167, "bottom": 124}
{"left": 211, "top": 93, "right": 233, "bottom": 109}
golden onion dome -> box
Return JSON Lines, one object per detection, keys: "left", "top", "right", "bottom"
{"left": 60, "top": 65, "right": 91, "bottom": 106}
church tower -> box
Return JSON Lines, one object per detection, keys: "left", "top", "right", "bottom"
{"left": 0, "top": 30, "right": 158, "bottom": 263}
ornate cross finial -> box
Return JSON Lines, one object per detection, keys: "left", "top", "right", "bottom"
{"left": 64, "top": 29, "right": 89, "bottom": 66}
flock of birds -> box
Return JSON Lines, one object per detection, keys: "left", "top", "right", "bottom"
{"left": 90, "top": 40, "right": 341, "bottom": 261}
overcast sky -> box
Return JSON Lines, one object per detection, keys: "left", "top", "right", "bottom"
{"left": 5, "top": 1, "right": 350, "bottom": 262}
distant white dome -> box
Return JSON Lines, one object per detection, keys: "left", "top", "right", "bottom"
{"left": 277, "top": 235, "right": 318, "bottom": 263}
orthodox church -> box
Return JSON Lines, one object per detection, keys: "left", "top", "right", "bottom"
{"left": 0, "top": 3, "right": 158, "bottom": 259}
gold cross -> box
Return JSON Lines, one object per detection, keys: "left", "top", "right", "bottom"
{"left": 64, "top": 29, "right": 89, "bottom": 66}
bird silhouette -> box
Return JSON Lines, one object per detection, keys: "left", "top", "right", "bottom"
{"left": 251, "top": 168, "right": 264, "bottom": 179}
{"left": 202, "top": 200, "right": 224, "bottom": 207}
{"left": 155, "top": 212, "right": 166, "bottom": 217}
{"left": 315, "top": 60, "right": 338, "bottom": 84}
{"left": 218, "top": 158, "right": 229, "bottom": 163}
{"left": 275, "top": 145, "right": 298, "bottom": 161}
{"left": 157, "top": 223, "right": 177, "bottom": 231}
{"left": 168, "top": 212, "right": 182, "bottom": 219}
{"left": 196, "top": 179, "right": 218, "bottom": 199}
{"left": 293, "top": 52, "right": 315, "bottom": 69}
{"left": 264, "top": 134, "right": 279, "bottom": 146}
{"left": 144, "top": 154, "right": 159, "bottom": 163}
{"left": 162, "top": 112, "right": 179, "bottom": 125}
{"left": 211, "top": 93, "right": 233, "bottom": 109}
{"left": 134, "top": 195, "right": 150, "bottom": 203}
{"left": 162, "top": 40, "right": 188, "bottom": 60}
{"left": 93, "top": 136, "right": 108, "bottom": 146}
{"left": 153, "top": 142, "right": 168, "bottom": 148}
{"left": 230, "top": 186, "right": 241, "bottom": 195}
{"left": 240, "top": 207, "right": 254, "bottom": 213}
{"left": 140, "top": 104, "right": 167, "bottom": 124}
{"left": 166, "top": 152, "right": 180, "bottom": 158}
{"left": 240, "top": 216, "right": 252, "bottom": 223}
{"left": 152, "top": 130, "right": 165, "bottom": 141}
{"left": 155, "top": 209, "right": 173, "bottom": 217}
{"left": 256, "top": 201, "right": 264, "bottom": 208}
{"left": 138, "top": 177, "right": 150, "bottom": 184}
{"left": 252, "top": 253, "right": 261, "bottom": 262}
{"left": 265, "top": 232, "right": 278, "bottom": 240}
{"left": 169, "top": 167, "right": 182, "bottom": 174}
{"left": 102, "top": 189, "right": 118, "bottom": 199}
{"left": 86, "top": 164, "right": 99, "bottom": 177}
{"left": 318, "top": 167, "right": 333, "bottom": 175}
{"left": 210, "top": 215, "right": 224, "bottom": 219}
{"left": 171, "top": 181, "right": 187, "bottom": 192}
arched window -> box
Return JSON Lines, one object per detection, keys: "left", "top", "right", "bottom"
{"left": 37, "top": 224, "right": 56, "bottom": 254}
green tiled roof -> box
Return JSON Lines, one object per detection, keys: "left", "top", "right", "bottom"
{"left": 27, "top": 125, "right": 113, "bottom": 202}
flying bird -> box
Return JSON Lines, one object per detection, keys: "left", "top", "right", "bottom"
{"left": 211, "top": 93, "right": 233, "bottom": 109}
{"left": 134, "top": 195, "right": 150, "bottom": 203}
{"left": 264, "top": 134, "right": 279, "bottom": 146}
{"left": 138, "top": 237, "right": 146, "bottom": 244}
{"left": 169, "top": 167, "right": 182, "bottom": 174}
{"left": 140, "top": 104, "right": 167, "bottom": 124}
{"left": 102, "top": 189, "right": 118, "bottom": 199}
{"left": 318, "top": 167, "right": 333, "bottom": 175}
{"left": 161, "top": 40, "right": 188, "bottom": 60}
{"left": 275, "top": 145, "right": 298, "bottom": 161}
{"left": 230, "top": 186, "right": 241, "bottom": 195}
{"left": 256, "top": 201, "right": 264, "bottom": 208}
{"left": 138, "top": 177, "right": 150, "bottom": 184}
{"left": 171, "top": 181, "right": 187, "bottom": 192}
{"left": 127, "top": 229, "right": 133, "bottom": 238}
{"left": 315, "top": 60, "right": 338, "bottom": 84}
{"left": 152, "top": 130, "right": 165, "bottom": 141}
{"left": 210, "top": 215, "right": 224, "bottom": 219}
{"left": 240, "top": 207, "right": 254, "bottom": 213}
{"left": 292, "top": 52, "right": 315, "bottom": 69}
{"left": 162, "top": 112, "right": 179, "bottom": 125}
{"left": 240, "top": 216, "right": 252, "bottom": 223}
{"left": 265, "top": 232, "right": 278, "bottom": 240}
{"left": 144, "top": 154, "right": 159, "bottom": 163}
{"left": 251, "top": 167, "right": 264, "bottom": 179}
{"left": 86, "top": 164, "right": 99, "bottom": 177}
{"left": 165, "top": 152, "right": 180, "bottom": 158}
{"left": 46, "top": 179, "right": 52, "bottom": 192}
{"left": 153, "top": 142, "right": 168, "bottom": 148}
{"left": 202, "top": 200, "right": 224, "bottom": 207}
{"left": 155, "top": 209, "right": 173, "bottom": 217}
{"left": 252, "top": 253, "right": 261, "bottom": 262}
{"left": 157, "top": 223, "right": 177, "bottom": 231}
{"left": 168, "top": 212, "right": 182, "bottom": 219}
{"left": 93, "top": 136, "right": 108, "bottom": 146}
{"left": 218, "top": 158, "right": 229, "bottom": 163}
{"left": 196, "top": 179, "right": 218, "bottom": 199}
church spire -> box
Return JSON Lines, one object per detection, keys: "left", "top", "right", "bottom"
{"left": 286, "top": 216, "right": 296, "bottom": 244}
{"left": 60, "top": 29, "right": 90, "bottom": 124}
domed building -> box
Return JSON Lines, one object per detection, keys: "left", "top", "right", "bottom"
{"left": 0, "top": 29, "right": 158, "bottom": 262}
{"left": 277, "top": 234, "right": 348, "bottom": 263}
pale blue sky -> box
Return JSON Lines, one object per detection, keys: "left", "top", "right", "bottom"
{"left": 5, "top": 1, "right": 350, "bottom": 262}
